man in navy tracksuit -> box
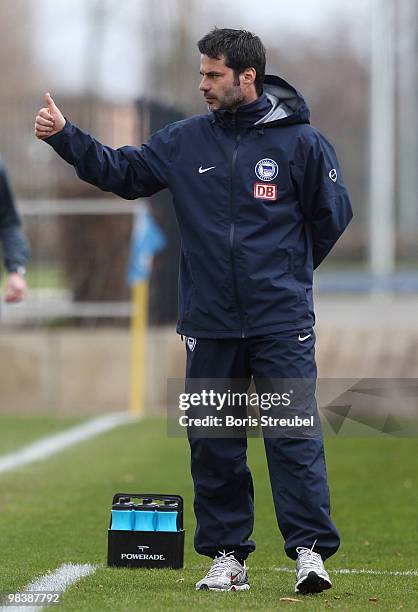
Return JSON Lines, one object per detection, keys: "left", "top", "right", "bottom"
{"left": 35, "top": 28, "right": 352, "bottom": 594}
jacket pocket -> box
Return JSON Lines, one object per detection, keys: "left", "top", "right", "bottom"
{"left": 178, "top": 248, "right": 196, "bottom": 319}
{"left": 286, "top": 248, "right": 308, "bottom": 304}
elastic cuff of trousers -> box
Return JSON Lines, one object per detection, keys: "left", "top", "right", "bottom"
{"left": 201, "top": 549, "right": 250, "bottom": 561}
{"left": 211, "top": 552, "right": 249, "bottom": 562}
{"left": 316, "top": 544, "right": 340, "bottom": 562}
{"left": 285, "top": 544, "right": 340, "bottom": 561}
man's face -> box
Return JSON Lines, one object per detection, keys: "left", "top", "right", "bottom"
{"left": 199, "top": 54, "right": 245, "bottom": 111}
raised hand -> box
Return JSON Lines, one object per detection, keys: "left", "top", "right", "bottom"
{"left": 34, "top": 92, "right": 66, "bottom": 140}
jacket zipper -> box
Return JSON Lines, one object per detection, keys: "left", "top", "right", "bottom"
{"left": 229, "top": 130, "right": 246, "bottom": 338}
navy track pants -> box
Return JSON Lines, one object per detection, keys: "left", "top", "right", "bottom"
{"left": 185, "top": 329, "right": 340, "bottom": 561}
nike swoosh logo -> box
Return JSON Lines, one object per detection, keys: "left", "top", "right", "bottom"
{"left": 298, "top": 334, "right": 312, "bottom": 342}
{"left": 230, "top": 573, "right": 241, "bottom": 582}
{"left": 198, "top": 165, "right": 216, "bottom": 174}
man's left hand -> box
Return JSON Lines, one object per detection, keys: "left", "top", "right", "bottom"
{"left": 4, "top": 272, "right": 27, "bottom": 303}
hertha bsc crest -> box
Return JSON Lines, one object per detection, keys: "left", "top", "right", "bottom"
{"left": 186, "top": 337, "right": 196, "bottom": 352}
{"left": 255, "top": 158, "right": 278, "bottom": 182}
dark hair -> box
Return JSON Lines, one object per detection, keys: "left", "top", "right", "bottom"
{"left": 197, "top": 28, "right": 266, "bottom": 95}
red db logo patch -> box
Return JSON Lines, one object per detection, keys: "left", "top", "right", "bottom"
{"left": 253, "top": 183, "right": 278, "bottom": 201}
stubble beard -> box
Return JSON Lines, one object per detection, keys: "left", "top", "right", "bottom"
{"left": 209, "top": 85, "right": 245, "bottom": 112}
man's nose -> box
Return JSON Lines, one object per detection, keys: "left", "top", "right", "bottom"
{"left": 199, "top": 77, "right": 210, "bottom": 92}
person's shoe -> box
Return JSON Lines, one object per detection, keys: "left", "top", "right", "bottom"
{"left": 196, "top": 551, "right": 250, "bottom": 591}
{"left": 295, "top": 541, "right": 332, "bottom": 594}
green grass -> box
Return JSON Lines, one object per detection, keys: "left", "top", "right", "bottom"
{"left": 1, "top": 264, "right": 68, "bottom": 289}
{"left": 0, "top": 417, "right": 417, "bottom": 610}
{"left": 0, "top": 413, "right": 85, "bottom": 454}
{"left": 24, "top": 264, "right": 68, "bottom": 289}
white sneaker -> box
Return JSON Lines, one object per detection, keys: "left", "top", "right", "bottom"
{"left": 196, "top": 551, "right": 250, "bottom": 591}
{"left": 295, "top": 541, "right": 332, "bottom": 594}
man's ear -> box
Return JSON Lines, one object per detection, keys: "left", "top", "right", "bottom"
{"left": 240, "top": 67, "right": 256, "bottom": 87}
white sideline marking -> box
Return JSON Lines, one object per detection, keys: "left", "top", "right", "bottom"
{"left": 0, "top": 412, "right": 137, "bottom": 474}
{"left": 274, "top": 567, "right": 418, "bottom": 577}
{"left": 0, "top": 563, "right": 97, "bottom": 612}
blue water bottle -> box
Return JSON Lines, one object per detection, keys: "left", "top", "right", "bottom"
{"left": 111, "top": 497, "right": 133, "bottom": 530}
{"left": 132, "top": 498, "right": 157, "bottom": 531}
{"left": 155, "top": 501, "right": 179, "bottom": 532}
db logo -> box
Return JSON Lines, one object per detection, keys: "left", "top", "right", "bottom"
{"left": 253, "top": 183, "right": 278, "bottom": 201}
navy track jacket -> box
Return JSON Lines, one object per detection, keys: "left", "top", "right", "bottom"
{"left": 0, "top": 158, "right": 30, "bottom": 273}
{"left": 45, "top": 75, "right": 353, "bottom": 338}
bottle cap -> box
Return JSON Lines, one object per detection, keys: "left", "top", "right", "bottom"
{"left": 119, "top": 497, "right": 131, "bottom": 504}
{"left": 112, "top": 502, "right": 134, "bottom": 510}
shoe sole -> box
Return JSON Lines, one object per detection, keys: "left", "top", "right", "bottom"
{"left": 295, "top": 571, "right": 332, "bottom": 595}
{"left": 196, "top": 583, "right": 250, "bottom": 592}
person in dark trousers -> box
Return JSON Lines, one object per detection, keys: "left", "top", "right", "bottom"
{"left": 0, "top": 158, "right": 29, "bottom": 303}
{"left": 35, "top": 28, "right": 352, "bottom": 595}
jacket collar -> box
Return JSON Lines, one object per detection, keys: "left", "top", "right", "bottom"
{"left": 211, "top": 93, "right": 272, "bottom": 129}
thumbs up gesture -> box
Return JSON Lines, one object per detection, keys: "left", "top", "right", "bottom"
{"left": 34, "top": 92, "right": 66, "bottom": 139}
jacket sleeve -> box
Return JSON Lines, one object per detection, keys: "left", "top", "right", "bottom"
{"left": 0, "top": 160, "right": 30, "bottom": 271}
{"left": 44, "top": 120, "right": 171, "bottom": 200}
{"left": 0, "top": 159, "right": 20, "bottom": 227}
{"left": 291, "top": 130, "right": 353, "bottom": 269}
{"left": 0, "top": 224, "right": 31, "bottom": 272}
